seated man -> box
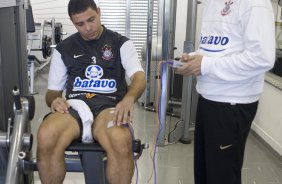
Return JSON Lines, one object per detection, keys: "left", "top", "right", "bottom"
{"left": 36, "top": 0, "right": 146, "bottom": 183}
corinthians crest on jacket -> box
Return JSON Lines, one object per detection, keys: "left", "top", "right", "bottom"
{"left": 221, "top": 0, "right": 234, "bottom": 16}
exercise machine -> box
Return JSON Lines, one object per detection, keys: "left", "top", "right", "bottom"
{"left": 142, "top": 0, "right": 199, "bottom": 146}
{"left": 0, "top": 88, "right": 35, "bottom": 184}
{"left": 27, "top": 17, "right": 65, "bottom": 94}
{"left": 28, "top": 18, "right": 64, "bottom": 59}
{"left": 0, "top": 87, "right": 148, "bottom": 184}
{"left": 166, "top": 0, "right": 199, "bottom": 144}
{"left": 0, "top": 1, "right": 29, "bottom": 182}
{"left": 23, "top": 139, "right": 147, "bottom": 184}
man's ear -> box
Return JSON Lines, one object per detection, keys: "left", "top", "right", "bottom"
{"left": 97, "top": 7, "right": 101, "bottom": 15}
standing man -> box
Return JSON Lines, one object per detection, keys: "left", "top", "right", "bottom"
{"left": 176, "top": 0, "right": 275, "bottom": 183}
{"left": 36, "top": 0, "right": 146, "bottom": 183}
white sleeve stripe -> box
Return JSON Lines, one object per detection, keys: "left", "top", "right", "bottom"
{"left": 48, "top": 49, "right": 68, "bottom": 90}
{"left": 120, "top": 40, "right": 144, "bottom": 78}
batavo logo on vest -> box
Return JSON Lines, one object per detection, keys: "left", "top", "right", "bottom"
{"left": 73, "top": 65, "right": 117, "bottom": 93}
{"left": 199, "top": 34, "right": 229, "bottom": 52}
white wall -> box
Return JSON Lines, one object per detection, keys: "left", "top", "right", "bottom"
{"left": 30, "top": 0, "right": 76, "bottom": 38}
{"left": 252, "top": 1, "right": 282, "bottom": 156}
{"left": 174, "top": 0, "right": 205, "bottom": 57}
{"left": 174, "top": 0, "right": 188, "bottom": 57}
{"left": 253, "top": 82, "right": 282, "bottom": 155}
{"left": 251, "top": 1, "right": 282, "bottom": 156}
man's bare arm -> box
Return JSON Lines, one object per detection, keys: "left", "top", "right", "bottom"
{"left": 45, "top": 90, "right": 63, "bottom": 107}
{"left": 114, "top": 71, "right": 146, "bottom": 124}
{"left": 45, "top": 90, "right": 69, "bottom": 113}
{"left": 127, "top": 71, "right": 146, "bottom": 102}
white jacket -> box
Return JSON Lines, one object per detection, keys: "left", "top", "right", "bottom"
{"left": 197, "top": 0, "right": 275, "bottom": 103}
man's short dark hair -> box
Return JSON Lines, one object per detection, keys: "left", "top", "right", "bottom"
{"left": 68, "top": 0, "right": 98, "bottom": 18}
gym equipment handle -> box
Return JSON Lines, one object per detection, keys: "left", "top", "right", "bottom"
{"left": 13, "top": 87, "right": 21, "bottom": 110}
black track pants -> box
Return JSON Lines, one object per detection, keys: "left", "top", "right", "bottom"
{"left": 194, "top": 96, "right": 258, "bottom": 184}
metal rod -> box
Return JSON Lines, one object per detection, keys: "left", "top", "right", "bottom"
{"left": 51, "top": 17, "right": 55, "bottom": 45}
{"left": 0, "top": 133, "right": 7, "bottom": 147}
{"left": 158, "top": 62, "right": 169, "bottom": 146}
{"left": 5, "top": 99, "right": 29, "bottom": 184}
{"left": 180, "top": 0, "right": 198, "bottom": 143}
{"left": 144, "top": 0, "right": 154, "bottom": 107}
{"left": 157, "top": 0, "right": 177, "bottom": 146}
{"left": 22, "top": 158, "right": 83, "bottom": 173}
{"left": 155, "top": 0, "right": 165, "bottom": 146}
{"left": 125, "top": 0, "right": 131, "bottom": 38}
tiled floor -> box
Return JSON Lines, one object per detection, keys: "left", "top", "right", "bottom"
{"left": 31, "top": 65, "right": 282, "bottom": 184}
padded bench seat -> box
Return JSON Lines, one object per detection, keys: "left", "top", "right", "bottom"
{"left": 66, "top": 139, "right": 145, "bottom": 156}
{"left": 66, "top": 142, "right": 105, "bottom": 152}
{"left": 22, "top": 140, "right": 147, "bottom": 184}
{"left": 64, "top": 139, "right": 147, "bottom": 184}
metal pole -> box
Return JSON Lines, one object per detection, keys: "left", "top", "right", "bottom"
{"left": 157, "top": 0, "right": 177, "bottom": 146}
{"left": 0, "top": 133, "right": 7, "bottom": 147}
{"left": 158, "top": 62, "right": 169, "bottom": 146}
{"left": 180, "top": 0, "right": 198, "bottom": 143}
{"left": 51, "top": 17, "right": 56, "bottom": 45}
{"left": 15, "top": 3, "right": 29, "bottom": 95}
{"left": 29, "top": 60, "right": 35, "bottom": 94}
{"left": 125, "top": 0, "right": 131, "bottom": 38}
{"left": 144, "top": 0, "right": 154, "bottom": 107}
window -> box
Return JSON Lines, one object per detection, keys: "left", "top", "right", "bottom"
{"left": 99, "top": 0, "right": 159, "bottom": 62}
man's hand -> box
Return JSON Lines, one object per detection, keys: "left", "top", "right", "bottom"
{"left": 50, "top": 97, "right": 70, "bottom": 114}
{"left": 113, "top": 96, "right": 135, "bottom": 126}
{"left": 175, "top": 53, "right": 203, "bottom": 76}
{"left": 112, "top": 71, "right": 146, "bottom": 126}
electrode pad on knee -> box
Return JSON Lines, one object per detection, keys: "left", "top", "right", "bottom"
{"left": 107, "top": 120, "right": 134, "bottom": 136}
{"left": 107, "top": 120, "right": 115, "bottom": 128}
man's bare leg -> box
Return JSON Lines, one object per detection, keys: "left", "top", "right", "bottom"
{"left": 37, "top": 113, "right": 80, "bottom": 184}
{"left": 93, "top": 109, "right": 134, "bottom": 184}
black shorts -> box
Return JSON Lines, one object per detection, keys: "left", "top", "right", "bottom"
{"left": 44, "top": 94, "right": 118, "bottom": 139}
{"left": 74, "top": 94, "right": 117, "bottom": 117}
